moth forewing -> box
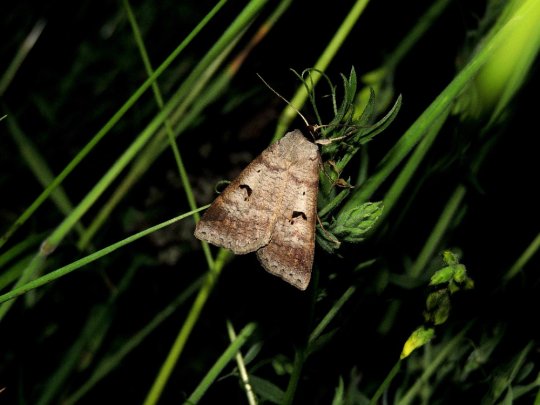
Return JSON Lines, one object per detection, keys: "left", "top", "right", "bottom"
{"left": 194, "top": 130, "right": 320, "bottom": 290}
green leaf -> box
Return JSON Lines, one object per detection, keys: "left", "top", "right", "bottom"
{"left": 429, "top": 266, "right": 454, "bottom": 285}
{"left": 249, "top": 374, "right": 285, "bottom": 404}
{"left": 424, "top": 290, "right": 451, "bottom": 325}
{"left": 400, "top": 326, "right": 435, "bottom": 359}
{"left": 331, "top": 201, "right": 384, "bottom": 243}
{"left": 332, "top": 377, "right": 345, "bottom": 405}
{"left": 316, "top": 225, "right": 342, "bottom": 254}
{"left": 443, "top": 250, "right": 460, "bottom": 266}
{"left": 242, "top": 342, "right": 263, "bottom": 366}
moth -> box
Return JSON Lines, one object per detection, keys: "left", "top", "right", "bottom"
{"left": 194, "top": 130, "right": 320, "bottom": 290}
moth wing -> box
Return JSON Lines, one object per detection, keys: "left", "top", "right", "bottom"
{"left": 256, "top": 134, "right": 320, "bottom": 290}
{"left": 194, "top": 134, "right": 292, "bottom": 254}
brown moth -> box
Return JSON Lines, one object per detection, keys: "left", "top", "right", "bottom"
{"left": 194, "top": 130, "right": 320, "bottom": 290}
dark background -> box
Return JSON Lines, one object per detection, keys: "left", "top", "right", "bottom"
{"left": 1, "top": 0, "right": 538, "bottom": 403}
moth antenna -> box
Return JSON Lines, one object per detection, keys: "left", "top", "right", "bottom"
{"left": 256, "top": 73, "right": 310, "bottom": 128}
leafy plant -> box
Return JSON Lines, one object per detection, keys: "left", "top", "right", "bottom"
{"left": 1, "top": 0, "right": 539, "bottom": 404}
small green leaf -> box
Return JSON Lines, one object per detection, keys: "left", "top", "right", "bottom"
{"left": 424, "top": 290, "right": 451, "bottom": 325}
{"left": 242, "top": 342, "right": 263, "bottom": 366}
{"left": 316, "top": 225, "right": 341, "bottom": 254}
{"left": 271, "top": 354, "right": 294, "bottom": 376}
{"left": 249, "top": 374, "right": 285, "bottom": 404}
{"left": 430, "top": 266, "right": 454, "bottom": 285}
{"left": 331, "top": 376, "right": 345, "bottom": 405}
{"left": 443, "top": 250, "right": 460, "bottom": 266}
{"left": 426, "top": 289, "right": 447, "bottom": 312}
{"left": 400, "top": 326, "right": 435, "bottom": 359}
{"left": 453, "top": 264, "right": 467, "bottom": 283}
{"left": 431, "top": 252, "right": 474, "bottom": 294}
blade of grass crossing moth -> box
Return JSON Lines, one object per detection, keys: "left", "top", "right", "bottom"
{"left": 121, "top": 0, "right": 214, "bottom": 268}
{"left": 0, "top": 208, "right": 207, "bottom": 306}
{"left": 77, "top": 0, "right": 266, "bottom": 251}
{"left": 0, "top": 0, "right": 227, "bottom": 250}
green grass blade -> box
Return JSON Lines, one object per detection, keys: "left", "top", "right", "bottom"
{"left": 5, "top": 113, "right": 86, "bottom": 238}
{"left": 308, "top": 286, "right": 356, "bottom": 348}
{"left": 184, "top": 323, "right": 257, "bottom": 404}
{"left": 377, "top": 109, "right": 448, "bottom": 223}
{"left": 273, "top": 0, "right": 371, "bottom": 140}
{"left": 121, "top": 0, "right": 214, "bottom": 268}
{"left": 143, "top": 248, "right": 231, "bottom": 405}
{"left": 62, "top": 276, "right": 204, "bottom": 405}
{"left": 227, "top": 320, "right": 258, "bottom": 405}
{"left": 504, "top": 233, "right": 540, "bottom": 282}
{"left": 409, "top": 185, "right": 466, "bottom": 278}
{"left": 0, "top": 0, "right": 226, "bottom": 250}
{"left": 340, "top": 2, "right": 533, "bottom": 216}
{"left": 77, "top": 0, "right": 264, "bottom": 251}
{"left": 370, "top": 361, "right": 401, "bottom": 404}
{"left": 0, "top": 206, "right": 207, "bottom": 306}
{"left": 0, "top": 19, "right": 46, "bottom": 96}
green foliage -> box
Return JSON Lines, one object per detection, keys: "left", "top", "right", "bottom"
{"left": 318, "top": 201, "right": 384, "bottom": 254}
{"left": 1, "top": 0, "right": 539, "bottom": 404}
{"left": 400, "top": 252, "right": 474, "bottom": 359}
{"left": 424, "top": 251, "right": 474, "bottom": 324}
{"left": 292, "top": 68, "right": 399, "bottom": 254}
{"left": 330, "top": 201, "right": 383, "bottom": 243}
{"left": 401, "top": 327, "right": 436, "bottom": 359}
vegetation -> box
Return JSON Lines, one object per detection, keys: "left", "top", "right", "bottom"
{"left": 1, "top": 0, "right": 539, "bottom": 403}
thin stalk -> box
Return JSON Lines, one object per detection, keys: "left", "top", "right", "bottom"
{"left": 370, "top": 361, "right": 401, "bottom": 404}
{"left": 227, "top": 320, "right": 258, "bottom": 405}
{"left": 409, "top": 185, "right": 466, "bottom": 278}
{"left": 503, "top": 232, "right": 540, "bottom": 281}
{"left": 308, "top": 286, "right": 356, "bottom": 346}
{"left": 282, "top": 349, "right": 306, "bottom": 405}
{"left": 273, "top": 0, "right": 371, "bottom": 140}
{"left": 143, "top": 249, "right": 231, "bottom": 405}
{"left": 63, "top": 276, "right": 204, "bottom": 405}
{"left": 0, "top": 19, "right": 46, "bottom": 96}
{"left": 184, "top": 323, "right": 257, "bottom": 404}
{"left": 339, "top": 2, "right": 531, "bottom": 215}
{"left": 0, "top": 0, "right": 226, "bottom": 249}
{"left": 379, "top": 109, "right": 449, "bottom": 223}
{"left": 122, "top": 0, "right": 214, "bottom": 267}
{"left": 0, "top": 207, "right": 207, "bottom": 305}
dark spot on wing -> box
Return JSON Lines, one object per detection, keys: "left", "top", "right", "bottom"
{"left": 239, "top": 184, "right": 252, "bottom": 201}
{"left": 290, "top": 210, "right": 307, "bottom": 224}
